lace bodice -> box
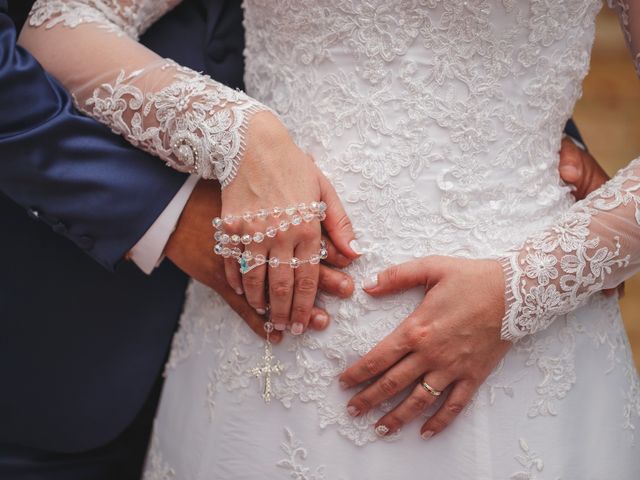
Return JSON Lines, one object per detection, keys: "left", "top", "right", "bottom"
{"left": 20, "top": 0, "right": 270, "bottom": 187}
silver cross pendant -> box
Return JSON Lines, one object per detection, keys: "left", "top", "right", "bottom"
{"left": 248, "top": 322, "right": 283, "bottom": 403}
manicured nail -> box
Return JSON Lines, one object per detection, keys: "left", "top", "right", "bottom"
{"left": 274, "top": 323, "right": 286, "bottom": 331}
{"left": 349, "top": 239, "right": 362, "bottom": 255}
{"left": 375, "top": 425, "right": 389, "bottom": 437}
{"left": 421, "top": 430, "right": 434, "bottom": 440}
{"left": 363, "top": 274, "right": 378, "bottom": 290}
{"left": 339, "top": 279, "right": 350, "bottom": 293}
{"left": 256, "top": 308, "right": 266, "bottom": 315}
{"left": 235, "top": 287, "right": 244, "bottom": 295}
{"left": 313, "top": 313, "right": 328, "bottom": 329}
{"left": 291, "top": 323, "right": 304, "bottom": 335}
{"left": 560, "top": 165, "right": 578, "bottom": 179}
{"left": 347, "top": 405, "right": 360, "bottom": 417}
{"left": 339, "top": 380, "right": 349, "bottom": 390}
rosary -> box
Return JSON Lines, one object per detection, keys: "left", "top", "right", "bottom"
{"left": 212, "top": 201, "right": 327, "bottom": 404}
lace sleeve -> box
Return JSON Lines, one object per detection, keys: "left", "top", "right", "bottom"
{"left": 609, "top": 0, "right": 640, "bottom": 76}
{"left": 500, "top": 158, "right": 640, "bottom": 341}
{"left": 18, "top": 0, "right": 270, "bottom": 187}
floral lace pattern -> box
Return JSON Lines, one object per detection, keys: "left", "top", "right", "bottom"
{"left": 501, "top": 158, "right": 640, "bottom": 341}
{"left": 26, "top": 0, "right": 269, "bottom": 187}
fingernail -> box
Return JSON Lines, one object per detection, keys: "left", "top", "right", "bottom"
{"left": 363, "top": 274, "right": 378, "bottom": 290}
{"left": 256, "top": 308, "right": 266, "bottom": 315}
{"left": 421, "top": 430, "right": 434, "bottom": 440}
{"left": 560, "top": 165, "right": 578, "bottom": 179}
{"left": 339, "top": 380, "right": 349, "bottom": 390}
{"left": 235, "top": 287, "right": 244, "bottom": 295}
{"left": 349, "top": 239, "right": 362, "bottom": 255}
{"left": 347, "top": 405, "right": 360, "bottom": 417}
{"left": 291, "top": 323, "right": 304, "bottom": 335}
{"left": 375, "top": 425, "right": 389, "bottom": 437}
{"left": 313, "top": 313, "right": 328, "bottom": 329}
{"left": 274, "top": 323, "right": 286, "bottom": 331}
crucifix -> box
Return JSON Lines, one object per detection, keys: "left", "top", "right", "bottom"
{"left": 248, "top": 322, "right": 283, "bottom": 403}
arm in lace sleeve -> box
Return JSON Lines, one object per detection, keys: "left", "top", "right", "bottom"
{"left": 500, "top": 158, "right": 640, "bottom": 341}
{"left": 18, "top": 1, "right": 269, "bottom": 187}
{"left": 609, "top": 0, "right": 640, "bottom": 76}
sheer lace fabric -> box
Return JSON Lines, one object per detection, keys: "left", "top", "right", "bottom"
{"left": 501, "top": 158, "right": 640, "bottom": 340}
{"left": 20, "top": 0, "right": 269, "bottom": 186}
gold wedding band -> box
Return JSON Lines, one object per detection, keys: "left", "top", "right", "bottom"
{"left": 421, "top": 380, "right": 442, "bottom": 397}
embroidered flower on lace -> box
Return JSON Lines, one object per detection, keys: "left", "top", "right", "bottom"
{"left": 277, "top": 428, "right": 328, "bottom": 480}
{"left": 510, "top": 438, "right": 545, "bottom": 480}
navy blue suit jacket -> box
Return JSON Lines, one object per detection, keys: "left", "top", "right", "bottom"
{"left": 0, "top": 0, "right": 244, "bottom": 452}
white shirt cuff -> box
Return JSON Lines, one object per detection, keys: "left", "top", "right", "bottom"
{"left": 129, "top": 174, "right": 199, "bottom": 274}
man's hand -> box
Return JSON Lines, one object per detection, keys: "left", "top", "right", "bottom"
{"left": 559, "top": 136, "right": 624, "bottom": 298}
{"left": 164, "top": 179, "right": 355, "bottom": 343}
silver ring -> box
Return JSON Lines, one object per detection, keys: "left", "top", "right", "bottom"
{"left": 421, "top": 380, "right": 442, "bottom": 397}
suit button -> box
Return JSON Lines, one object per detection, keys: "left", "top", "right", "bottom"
{"left": 52, "top": 221, "right": 67, "bottom": 234}
{"left": 77, "top": 235, "right": 95, "bottom": 250}
{"left": 27, "top": 208, "right": 40, "bottom": 220}
{"left": 209, "top": 43, "right": 227, "bottom": 63}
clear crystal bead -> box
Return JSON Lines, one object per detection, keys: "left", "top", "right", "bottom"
{"left": 241, "top": 234, "right": 252, "bottom": 245}
{"left": 271, "top": 207, "right": 283, "bottom": 218}
{"left": 231, "top": 234, "right": 241, "bottom": 245}
{"left": 269, "top": 257, "right": 280, "bottom": 268}
{"left": 266, "top": 227, "right": 278, "bottom": 238}
{"left": 303, "top": 213, "right": 315, "bottom": 223}
{"left": 214, "top": 231, "right": 223, "bottom": 241}
{"left": 285, "top": 206, "right": 296, "bottom": 216}
{"left": 254, "top": 254, "right": 266, "bottom": 265}
{"left": 243, "top": 212, "right": 254, "bottom": 222}
{"left": 253, "top": 232, "right": 265, "bottom": 243}
{"left": 264, "top": 321, "right": 274, "bottom": 333}
{"left": 318, "top": 202, "right": 327, "bottom": 212}
{"left": 231, "top": 247, "right": 242, "bottom": 257}
{"left": 224, "top": 215, "right": 235, "bottom": 225}
{"left": 309, "top": 254, "right": 321, "bottom": 264}
{"left": 309, "top": 201, "right": 319, "bottom": 213}
{"left": 257, "top": 209, "right": 269, "bottom": 220}
{"left": 319, "top": 212, "right": 326, "bottom": 221}
{"left": 297, "top": 202, "right": 307, "bottom": 213}
{"left": 290, "top": 257, "right": 300, "bottom": 269}
{"left": 214, "top": 244, "right": 223, "bottom": 255}
{"left": 242, "top": 250, "right": 253, "bottom": 260}
{"left": 279, "top": 220, "right": 290, "bottom": 232}
{"left": 220, "top": 234, "right": 230, "bottom": 245}
{"left": 320, "top": 248, "right": 328, "bottom": 260}
{"left": 221, "top": 247, "right": 232, "bottom": 258}
{"left": 291, "top": 215, "right": 302, "bottom": 226}
{"left": 212, "top": 217, "right": 223, "bottom": 229}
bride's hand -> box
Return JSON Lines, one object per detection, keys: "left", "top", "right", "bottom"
{"left": 221, "top": 111, "right": 359, "bottom": 334}
{"left": 339, "top": 256, "right": 511, "bottom": 439}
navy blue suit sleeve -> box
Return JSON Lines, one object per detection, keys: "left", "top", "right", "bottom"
{"left": 564, "top": 118, "right": 585, "bottom": 149}
{"left": 0, "top": 2, "right": 186, "bottom": 270}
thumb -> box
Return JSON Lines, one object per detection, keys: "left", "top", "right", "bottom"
{"left": 559, "top": 137, "right": 583, "bottom": 186}
{"left": 316, "top": 163, "right": 360, "bottom": 259}
{"left": 364, "top": 256, "right": 447, "bottom": 297}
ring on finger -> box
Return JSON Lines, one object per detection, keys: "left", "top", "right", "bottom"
{"left": 421, "top": 380, "right": 442, "bottom": 397}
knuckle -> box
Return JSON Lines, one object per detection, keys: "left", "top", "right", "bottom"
{"left": 404, "top": 325, "right": 429, "bottom": 349}
{"left": 408, "top": 394, "right": 429, "bottom": 412}
{"left": 291, "top": 303, "right": 310, "bottom": 318}
{"left": 271, "top": 281, "right": 293, "bottom": 299}
{"left": 364, "top": 357, "right": 381, "bottom": 376}
{"left": 427, "top": 417, "right": 447, "bottom": 433}
{"left": 336, "top": 213, "right": 353, "bottom": 232}
{"left": 243, "top": 274, "right": 264, "bottom": 289}
{"left": 357, "top": 396, "right": 372, "bottom": 412}
{"left": 295, "top": 276, "right": 317, "bottom": 295}
{"left": 383, "top": 265, "right": 401, "bottom": 285}
{"left": 297, "top": 225, "right": 318, "bottom": 242}
{"left": 446, "top": 402, "right": 465, "bottom": 415}
{"left": 379, "top": 376, "right": 399, "bottom": 396}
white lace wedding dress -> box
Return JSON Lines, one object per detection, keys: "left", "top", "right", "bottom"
{"left": 20, "top": 0, "right": 640, "bottom": 478}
